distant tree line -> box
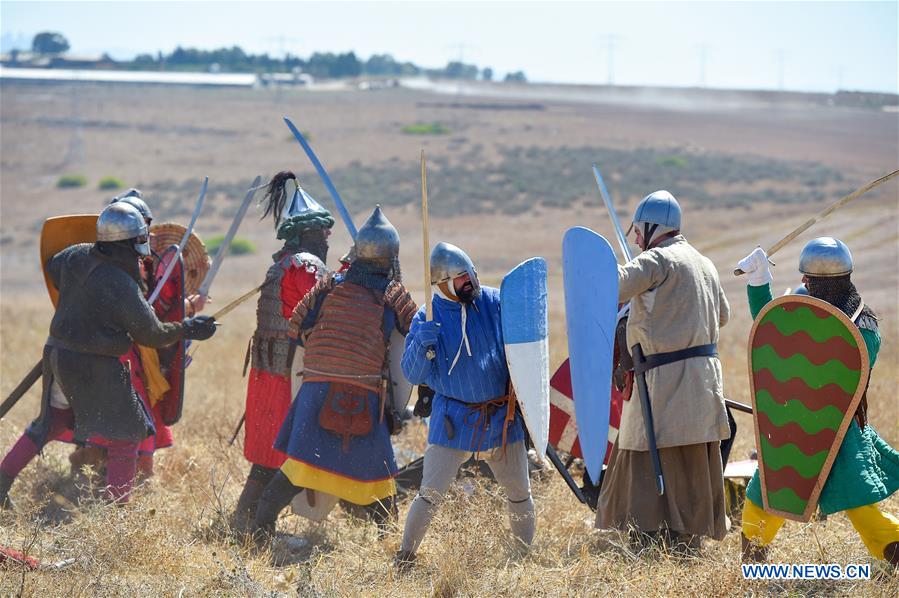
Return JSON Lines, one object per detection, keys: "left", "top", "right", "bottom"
{"left": 20, "top": 31, "right": 528, "bottom": 81}
{"left": 130, "top": 45, "right": 526, "bottom": 81}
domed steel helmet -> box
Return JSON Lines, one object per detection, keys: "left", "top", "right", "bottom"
{"left": 354, "top": 205, "right": 399, "bottom": 263}
{"left": 430, "top": 242, "right": 480, "bottom": 299}
{"left": 97, "top": 202, "right": 150, "bottom": 255}
{"left": 111, "top": 188, "right": 153, "bottom": 224}
{"left": 798, "top": 237, "right": 852, "bottom": 277}
{"left": 630, "top": 190, "right": 682, "bottom": 247}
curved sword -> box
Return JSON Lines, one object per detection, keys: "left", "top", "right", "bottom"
{"left": 148, "top": 177, "right": 209, "bottom": 305}
{"left": 283, "top": 117, "right": 358, "bottom": 239}
{"left": 592, "top": 164, "right": 633, "bottom": 263}
{"left": 197, "top": 175, "right": 261, "bottom": 298}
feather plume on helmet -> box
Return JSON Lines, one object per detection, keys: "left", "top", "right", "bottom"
{"left": 260, "top": 171, "right": 335, "bottom": 254}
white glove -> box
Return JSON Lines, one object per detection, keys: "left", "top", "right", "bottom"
{"left": 738, "top": 247, "right": 773, "bottom": 287}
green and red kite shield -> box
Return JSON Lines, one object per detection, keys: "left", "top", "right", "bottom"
{"left": 749, "top": 295, "right": 870, "bottom": 522}
{"left": 40, "top": 214, "right": 99, "bottom": 307}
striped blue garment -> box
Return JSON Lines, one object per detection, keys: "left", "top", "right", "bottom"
{"left": 402, "top": 287, "right": 524, "bottom": 451}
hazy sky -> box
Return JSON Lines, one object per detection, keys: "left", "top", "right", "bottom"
{"left": 2, "top": 1, "right": 896, "bottom": 93}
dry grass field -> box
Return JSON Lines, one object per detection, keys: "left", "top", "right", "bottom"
{"left": 1, "top": 82, "right": 897, "bottom": 595}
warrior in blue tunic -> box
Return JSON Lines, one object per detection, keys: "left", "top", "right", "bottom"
{"left": 396, "top": 242, "right": 535, "bottom": 568}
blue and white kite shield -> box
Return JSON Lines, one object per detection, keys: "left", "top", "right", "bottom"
{"left": 501, "top": 257, "right": 550, "bottom": 460}
{"left": 562, "top": 227, "right": 618, "bottom": 482}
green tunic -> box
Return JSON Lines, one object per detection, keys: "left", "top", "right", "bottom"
{"left": 745, "top": 283, "right": 899, "bottom": 514}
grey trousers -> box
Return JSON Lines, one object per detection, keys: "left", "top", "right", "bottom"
{"left": 400, "top": 441, "right": 535, "bottom": 553}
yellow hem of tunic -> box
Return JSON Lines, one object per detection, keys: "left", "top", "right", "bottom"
{"left": 280, "top": 459, "right": 395, "bottom": 505}
{"left": 137, "top": 345, "right": 170, "bottom": 406}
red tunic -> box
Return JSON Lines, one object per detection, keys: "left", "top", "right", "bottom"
{"left": 243, "top": 261, "right": 319, "bottom": 469}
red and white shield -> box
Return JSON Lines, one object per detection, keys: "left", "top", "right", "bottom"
{"left": 549, "top": 357, "right": 628, "bottom": 465}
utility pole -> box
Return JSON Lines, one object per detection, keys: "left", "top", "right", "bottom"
{"left": 266, "top": 35, "right": 302, "bottom": 60}
{"left": 600, "top": 34, "right": 620, "bottom": 86}
{"left": 776, "top": 48, "right": 785, "bottom": 90}
{"left": 446, "top": 42, "right": 476, "bottom": 64}
{"left": 445, "top": 43, "right": 476, "bottom": 94}
{"left": 696, "top": 43, "right": 708, "bottom": 87}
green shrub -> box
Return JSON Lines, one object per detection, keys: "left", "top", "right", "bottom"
{"left": 401, "top": 123, "right": 450, "bottom": 135}
{"left": 206, "top": 235, "right": 256, "bottom": 256}
{"left": 98, "top": 176, "right": 125, "bottom": 190}
{"left": 57, "top": 174, "right": 87, "bottom": 189}
{"left": 656, "top": 155, "right": 687, "bottom": 168}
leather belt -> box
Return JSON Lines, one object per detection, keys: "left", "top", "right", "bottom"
{"left": 632, "top": 343, "right": 718, "bottom": 375}
{"left": 45, "top": 336, "right": 118, "bottom": 357}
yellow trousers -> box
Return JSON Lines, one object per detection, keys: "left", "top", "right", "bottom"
{"left": 742, "top": 498, "right": 899, "bottom": 560}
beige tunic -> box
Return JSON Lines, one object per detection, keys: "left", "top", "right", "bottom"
{"left": 617, "top": 235, "right": 730, "bottom": 451}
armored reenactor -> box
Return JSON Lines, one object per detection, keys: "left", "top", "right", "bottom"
{"left": 737, "top": 238, "right": 899, "bottom": 565}
{"left": 0, "top": 202, "right": 217, "bottom": 508}
{"left": 596, "top": 191, "right": 731, "bottom": 552}
{"left": 395, "top": 242, "right": 535, "bottom": 569}
{"left": 231, "top": 172, "right": 336, "bottom": 532}
{"left": 66, "top": 189, "right": 210, "bottom": 479}
{"left": 251, "top": 206, "right": 417, "bottom": 540}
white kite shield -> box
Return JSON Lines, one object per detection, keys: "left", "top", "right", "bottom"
{"left": 500, "top": 257, "right": 550, "bottom": 462}
{"left": 388, "top": 328, "right": 413, "bottom": 412}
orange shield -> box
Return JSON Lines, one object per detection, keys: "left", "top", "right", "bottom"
{"left": 40, "top": 214, "right": 98, "bottom": 306}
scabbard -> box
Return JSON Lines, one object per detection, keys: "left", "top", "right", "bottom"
{"left": 631, "top": 344, "right": 665, "bottom": 496}
{"left": 546, "top": 444, "right": 591, "bottom": 509}
{"left": 0, "top": 359, "right": 43, "bottom": 420}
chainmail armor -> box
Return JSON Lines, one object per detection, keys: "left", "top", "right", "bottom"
{"left": 806, "top": 275, "right": 877, "bottom": 332}
{"left": 251, "top": 251, "right": 328, "bottom": 375}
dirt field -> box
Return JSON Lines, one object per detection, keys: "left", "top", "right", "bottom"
{"left": 1, "top": 82, "right": 897, "bottom": 595}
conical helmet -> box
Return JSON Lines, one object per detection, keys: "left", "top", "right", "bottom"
{"left": 354, "top": 205, "right": 399, "bottom": 262}
{"left": 282, "top": 185, "right": 327, "bottom": 221}
{"left": 275, "top": 184, "right": 335, "bottom": 242}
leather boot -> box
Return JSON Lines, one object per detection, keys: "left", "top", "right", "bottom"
{"left": 366, "top": 495, "right": 398, "bottom": 538}
{"left": 741, "top": 533, "right": 768, "bottom": 562}
{"left": 232, "top": 477, "right": 266, "bottom": 534}
{"left": 252, "top": 471, "right": 301, "bottom": 547}
{"left": 0, "top": 471, "right": 15, "bottom": 511}
{"left": 884, "top": 541, "right": 899, "bottom": 567}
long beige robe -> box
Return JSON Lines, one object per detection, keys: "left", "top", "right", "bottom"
{"left": 616, "top": 235, "right": 730, "bottom": 451}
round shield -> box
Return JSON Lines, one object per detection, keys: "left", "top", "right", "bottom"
{"left": 149, "top": 222, "right": 210, "bottom": 296}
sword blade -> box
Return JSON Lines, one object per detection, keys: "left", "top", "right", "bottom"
{"left": 228, "top": 413, "right": 245, "bottom": 446}
{"left": 546, "top": 443, "right": 591, "bottom": 508}
{"left": 148, "top": 177, "right": 209, "bottom": 305}
{"left": 734, "top": 168, "right": 899, "bottom": 276}
{"left": 592, "top": 164, "right": 633, "bottom": 263}
{"left": 197, "top": 175, "right": 261, "bottom": 298}
{"left": 283, "top": 117, "right": 358, "bottom": 239}
{"left": 211, "top": 281, "right": 267, "bottom": 320}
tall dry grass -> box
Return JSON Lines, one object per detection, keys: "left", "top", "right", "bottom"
{"left": 1, "top": 198, "right": 897, "bottom": 596}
